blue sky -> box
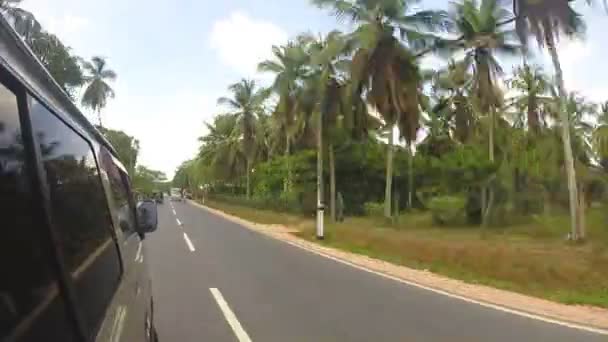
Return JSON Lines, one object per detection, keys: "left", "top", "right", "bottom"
{"left": 22, "top": 0, "right": 608, "bottom": 178}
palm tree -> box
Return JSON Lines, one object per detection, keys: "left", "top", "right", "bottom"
{"left": 81, "top": 56, "right": 117, "bottom": 127}
{"left": 508, "top": 64, "right": 550, "bottom": 134}
{"left": 305, "top": 31, "right": 350, "bottom": 222}
{"left": 199, "top": 114, "right": 246, "bottom": 184}
{"left": 512, "top": 0, "right": 590, "bottom": 240}
{"left": 593, "top": 101, "right": 608, "bottom": 170}
{"left": 449, "top": 0, "right": 521, "bottom": 225}
{"left": 432, "top": 60, "right": 474, "bottom": 143}
{"left": 258, "top": 42, "right": 310, "bottom": 194}
{"left": 217, "top": 79, "right": 269, "bottom": 199}
{"left": 313, "top": 0, "right": 450, "bottom": 220}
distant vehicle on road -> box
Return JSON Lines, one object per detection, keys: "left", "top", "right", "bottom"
{"left": 170, "top": 188, "right": 183, "bottom": 201}
{"left": 0, "top": 15, "right": 159, "bottom": 342}
{"left": 154, "top": 191, "right": 164, "bottom": 204}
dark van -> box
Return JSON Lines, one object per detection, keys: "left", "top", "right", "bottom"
{"left": 0, "top": 14, "right": 158, "bottom": 342}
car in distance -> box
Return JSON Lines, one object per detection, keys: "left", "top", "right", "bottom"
{"left": 0, "top": 15, "right": 159, "bottom": 342}
{"left": 170, "top": 188, "right": 182, "bottom": 201}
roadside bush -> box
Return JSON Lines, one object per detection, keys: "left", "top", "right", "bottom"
{"left": 427, "top": 195, "right": 467, "bottom": 226}
{"left": 363, "top": 201, "right": 384, "bottom": 217}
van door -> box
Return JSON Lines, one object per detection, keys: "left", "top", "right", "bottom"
{"left": 96, "top": 147, "right": 153, "bottom": 342}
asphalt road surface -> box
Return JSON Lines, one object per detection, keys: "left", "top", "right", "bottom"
{"left": 146, "top": 200, "right": 606, "bottom": 342}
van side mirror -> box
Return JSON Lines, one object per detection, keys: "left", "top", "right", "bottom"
{"left": 137, "top": 200, "right": 158, "bottom": 236}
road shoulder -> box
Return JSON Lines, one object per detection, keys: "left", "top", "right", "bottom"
{"left": 188, "top": 200, "right": 608, "bottom": 333}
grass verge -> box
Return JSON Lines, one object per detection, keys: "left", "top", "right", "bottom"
{"left": 202, "top": 198, "right": 608, "bottom": 308}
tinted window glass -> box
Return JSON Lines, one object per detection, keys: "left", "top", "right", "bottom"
{"left": 29, "top": 98, "right": 121, "bottom": 336}
{"left": 100, "top": 148, "right": 136, "bottom": 236}
{"left": 0, "top": 83, "right": 75, "bottom": 341}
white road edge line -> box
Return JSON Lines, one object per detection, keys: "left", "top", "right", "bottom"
{"left": 172, "top": 209, "right": 177, "bottom": 216}
{"left": 282, "top": 240, "right": 608, "bottom": 336}
{"left": 183, "top": 233, "right": 195, "bottom": 252}
{"left": 176, "top": 218, "right": 182, "bottom": 226}
{"left": 209, "top": 288, "right": 252, "bottom": 342}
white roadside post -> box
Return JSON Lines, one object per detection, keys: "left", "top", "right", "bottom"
{"left": 317, "top": 200, "right": 324, "bottom": 240}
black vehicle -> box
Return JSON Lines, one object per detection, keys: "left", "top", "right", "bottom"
{"left": 154, "top": 192, "right": 164, "bottom": 204}
{"left": 0, "top": 14, "right": 158, "bottom": 342}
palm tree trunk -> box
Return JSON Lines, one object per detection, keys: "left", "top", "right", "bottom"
{"left": 577, "top": 185, "right": 586, "bottom": 240}
{"left": 546, "top": 30, "right": 579, "bottom": 240}
{"left": 489, "top": 108, "right": 495, "bottom": 162}
{"left": 316, "top": 112, "right": 324, "bottom": 239}
{"left": 407, "top": 143, "right": 414, "bottom": 210}
{"left": 246, "top": 159, "right": 251, "bottom": 200}
{"left": 384, "top": 126, "right": 394, "bottom": 219}
{"left": 97, "top": 108, "right": 103, "bottom": 128}
{"left": 283, "top": 137, "right": 291, "bottom": 194}
{"left": 329, "top": 143, "right": 336, "bottom": 222}
{"left": 483, "top": 108, "right": 495, "bottom": 227}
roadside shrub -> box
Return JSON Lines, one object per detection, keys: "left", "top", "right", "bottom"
{"left": 427, "top": 195, "right": 466, "bottom": 226}
{"left": 364, "top": 201, "right": 384, "bottom": 217}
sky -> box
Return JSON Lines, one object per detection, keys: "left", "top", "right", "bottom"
{"left": 21, "top": 0, "right": 608, "bottom": 178}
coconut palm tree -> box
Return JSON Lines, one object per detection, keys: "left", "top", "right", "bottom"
{"left": 304, "top": 31, "right": 349, "bottom": 222}
{"left": 448, "top": 0, "right": 521, "bottom": 225}
{"left": 81, "top": 56, "right": 117, "bottom": 127}
{"left": 593, "top": 101, "right": 608, "bottom": 169}
{"left": 198, "top": 114, "right": 247, "bottom": 183}
{"left": 511, "top": 0, "right": 591, "bottom": 240}
{"left": 450, "top": 0, "right": 520, "bottom": 160}
{"left": 258, "top": 42, "right": 310, "bottom": 194}
{"left": 217, "top": 79, "right": 269, "bottom": 199}
{"left": 313, "top": 0, "right": 450, "bottom": 220}
{"left": 432, "top": 60, "right": 475, "bottom": 143}
{"left": 508, "top": 64, "right": 551, "bottom": 134}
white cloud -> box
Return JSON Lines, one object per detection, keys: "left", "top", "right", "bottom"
{"left": 209, "top": 11, "right": 288, "bottom": 77}
{"left": 101, "top": 83, "right": 221, "bottom": 178}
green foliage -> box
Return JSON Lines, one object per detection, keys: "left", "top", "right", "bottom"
{"left": 132, "top": 165, "right": 167, "bottom": 195}
{"left": 98, "top": 127, "right": 139, "bottom": 175}
{"left": 252, "top": 149, "right": 317, "bottom": 214}
{"left": 363, "top": 202, "right": 384, "bottom": 217}
{"left": 431, "top": 144, "right": 497, "bottom": 193}
{"left": 29, "top": 31, "right": 84, "bottom": 97}
{"left": 427, "top": 195, "right": 467, "bottom": 225}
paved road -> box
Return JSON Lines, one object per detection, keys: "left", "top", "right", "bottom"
{"left": 146, "top": 200, "right": 605, "bottom": 342}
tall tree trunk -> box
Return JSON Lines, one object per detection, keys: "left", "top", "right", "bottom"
{"left": 283, "top": 137, "right": 291, "bottom": 194}
{"left": 329, "top": 143, "right": 336, "bottom": 222}
{"left": 97, "top": 108, "right": 103, "bottom": 128}
{"left": 316, "top": 112, "right": 324, "bottom": 239}
{"left": 546, "top": 30, "right": 579, "bottom": 240}
{"left": 407, "top": 143, "right": 414, "bottom": 210}
{"left": 489, "top": 108, "right": 495, "bottom": 162}
{"left": 246, "top": 159, "right": 251, "bottom": 199}
{"left": 483, "top": 108, "right": 495, "bottom": 227}
{"left": 577, "top": 185, "right": 587, "bottom": 240}
{"left": 384, "top": 126, "right": 394, "bottom": 219}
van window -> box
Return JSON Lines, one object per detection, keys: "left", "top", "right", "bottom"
{"left": 29, "top": 97, "right": 121, "bottom": 336}
{"left": 100, "top": 148, "right": 137, "bottom": 236}
{"left": 0, "top": 83, "right": 76, "bottom": 340}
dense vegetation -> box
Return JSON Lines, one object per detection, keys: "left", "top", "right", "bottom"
{"left": 175, "top": 0, "right": 608, "bottom": 243}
